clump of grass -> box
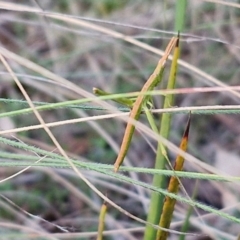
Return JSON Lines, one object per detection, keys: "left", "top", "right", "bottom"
{"left": 0, "top": 1, "right": 240, "bottom": 239}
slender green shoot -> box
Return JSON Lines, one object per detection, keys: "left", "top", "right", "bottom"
{"left": 175, "top": 0, "right": 188, "bottom": 32}
{"left": 144, "top": 34, "right": 180, "bottom": 240}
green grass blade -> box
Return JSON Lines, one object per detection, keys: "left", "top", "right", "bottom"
{"left": 1, "top": 136, "right": 240, "bottom": 183}
{"left": 175, "top": 0, "right": 188, "bottom": 32}
{"left": 144, "top": 35, "right": 180, "bottom": 240}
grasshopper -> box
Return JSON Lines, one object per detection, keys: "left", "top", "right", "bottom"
{"left": 94, "top": 36, "right": 179, "bottom": 172}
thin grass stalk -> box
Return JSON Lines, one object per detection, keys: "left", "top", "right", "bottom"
{"left": 174, "top": 0, "right": 188, "bottom": 32}
{"left": 97, "top": 201, "right": 107, "bottom": 240}
{"left": 156, "top": 116, "right": 190, "bottom": 240}
{"left": 144, "top": 35, "right": 180, "bottom": 240}
{"left": 144, "top": 0, "right": 187, "bottom": 236}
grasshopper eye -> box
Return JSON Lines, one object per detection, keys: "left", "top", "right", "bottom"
{"left": 146, "top": 99, "right": 153, "bottom": 109}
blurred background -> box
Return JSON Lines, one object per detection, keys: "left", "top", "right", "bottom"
{"left": 0, "top": 1, "right": 240, "bottom": 239}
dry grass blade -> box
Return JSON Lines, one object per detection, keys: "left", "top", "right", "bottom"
{"left": 157, "top": 115, "right": 191, "bottom": 240}
{"left": 97, "top": 201, "right": 107, "bottom": 240}
{"left": 202, "top": 0, "right": 240, "bottom": 8}
{"left": 1, "top": 1, "right": 240, "bottom": 238}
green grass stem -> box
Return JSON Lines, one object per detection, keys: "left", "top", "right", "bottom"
{"left": 144, "top": 35, "right": 180, "bottom": 240}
